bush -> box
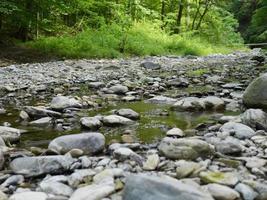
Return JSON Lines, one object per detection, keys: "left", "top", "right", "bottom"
{"left": 26, "top": 22, "right": 245, "bottom": 58}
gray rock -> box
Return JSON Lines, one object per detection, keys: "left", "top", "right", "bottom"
{"left": 69, "top": 183, "right": 115, "bottom": 200}
{"left": 88, "top": 82, "right": 105, "bottom": 89}
{"left": 220, "top": 122, "right": 256, "bottom": 139}
{"left": 205, "top": 183, "right": 240, "bottom": 200}
{"left": 172, "top": 97, "right": 204, "bottom": 111}
{"left": 200, "top": 171, "right": 239, "bottom": 186}
{"left": 241, "top": 109, "right": 267, "bottom": 130}
{"left": 24, "top": 106, "right": 61, "bottom": 119}
{"left": 109, "top": 85, "right": 128, "bottom": 95}
{"left": 115, "top": 109, "right": 140, "bottom": 120}
{"left": 50, "top": 96, "right": 82, "bottom": 110}
{"left": 0, "top": 108, "right": 6, "bottom": 115}
{"left": 29, "top": 117, "right": 53, "bottom": 126}
{"left": 243, "top": 180, "right": 267, "bottom": 200}
{"left": 0, "top": 150, "right": 4, "bottom": 170}
{"left": 166, "top": 128, "right": 184, "bottom": 137}
{"left": 39, "top": 181, "right": 73, "bottom": 197}
{"left": 235, "top": 183, "right": 258, "bottom": 200}
{"left": 48, "top": 133, "right": 105, "bottom": 155}
{"left": 146, "top": 96, "right": 177, "bottom": 104}
{"left": 102, "top": 115, "right": 133, "bottom": 126}
{"left": 143, "top": 154, "right": 160, "bottom": 171}
{"left": 9, "top": 192, "right": 48, "bottom": 200}
{"left": 200, "top": 96, "right": 225, "bottom": 110}
{"left": 123, "top": 174, "right": 214, "bottom": 200}
{"left": 80, "top": 117, "right": 102, "bottom": 130}
{"left": 113, "top": 147, "right": 143, "bottom": 165}
{"left": 10, "top": 155, "right": 75, "bottom": 177}
{"left": 215, "top": 137, "right": 243, "bottom": 155}
{"left": 140, "top": 61, "right": 161, "bottom": 70}
{"left": 68, "top": 169, "right": 96, "bottom": 187}
{"left": 243, "top": 73, "right": 267, "bottom": 109}
{"left": 1, "top": 175, "right": 24, "bottom": 187}
{"left": 158, "top": 137, "right": 214, "bottom": 160}
{"left": 167, "top": 77, "right": 189, "bottom": 87}
{"left": 176, "top": 160, "right": 203, "bottom": 179}
{"left": 0, "top": 126, "right": 26, "bottom": 143}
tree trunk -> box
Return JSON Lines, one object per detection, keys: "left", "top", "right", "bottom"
{"left": 191, "top": 0, "right": 201, "bottom": 30}
{"left": 186, "top": 0, "right": 190, "bottom": 30}
{"left": 196, "top": 0, "right": 210, "bottom": 30}
{"left": 161, "top": 0, "right": 166, "bottom": 22}
{"left": 174, "top": 0, "right": 184, "bottom": 34}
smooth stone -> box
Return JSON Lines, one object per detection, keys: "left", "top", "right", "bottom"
{"left": 39, "top": 181, "right": 73, "bottom": 197}
{"left": 113, "top": 147, "right": 143, "bottom": 165}
{"left": 243, "top": 73, "right": 267, "bottom": 109}
{"left": 200, "top": 96, "right": 225, "bottom": 110}
{"left": 88, "top": 82, "right": 105, "bottom": 89}
{"left": 172, "top": 97, "right": 204, "bottom": 111}
{"left": 243, "top": 180, "right": 267, "bottom": 200}
{"left": 146, "top": 96, "right": 177, "bottom": 104}
{"left": 0, "top": 191, "right": 7, "bottom": 200}
{"left": 205, "top": 183, "right": 240, "bottom": 200}
{"left": 158, "top": 137, "right": 214, "bottom": 160}
{"left": 80, "top": 117, "right": 102, "bottom": 130}
{"left": 123, "top": 174, "right": 214, "bottom": 200}
{"left": 220, "top": 122, "right": 256, "bottom": 139}
{"left": 0, "top": 150, "right": 4, "bottom": 170}
{"left": 69, "top": 183, "right": 115, "bottom": 200}
{"left": 0, "top": 126, "right": 26, "bottom": 142}
{"left": 109, "top": 85, "right": 128, "bottom": 95}
{"left": 93, "top": 168, "right": 123, "bottom": 185}
{"left": 235, "top": 183, "right": 258, "bottom": 200}
{"left": 68, "top": 169, "right": 96, "bottom": 187}
{"left": 102, "top": 115, "right": 133, "bottom": 126}
{"left": 140, "top": 61, "right": 161, "bottom": 70}
{"left": 115, "top": 109, "right": 140, "bottom": 120}
{"left": 48, "top": 132, "right": 105, "bottom": 155}
{"left": 176, "top": 160, "right": 203, "bottom": 179}
{"left": 24, "top": 106, "right": 61, "bottom": 119}
{"left": 29, "top": 117, "right": 53, "bottom": 126}
{"left": 9, "top": 192, "right": 48, "bottom": 200}
{"left": 10, "top": 155, "right": 75, "bottom": 177}
{"left": 241, "top": 109, "right": 267, "bottom": 130}
{"left": 166, "top": 128, "right": 185, "bottom": 137}
{"left": 143, "top": 154, "right": 160, "bottom": 171}
{"left": 200, "top": 171, "right": 239, "bottom": 186}
{"left": 50, "top": 96, "right": 82, "bottom": 110}
{"left": 215, "top": 137, "right": 243, "bottom": 155}
{"left": 1, "top": 175, "right": 24, "bottom": 187}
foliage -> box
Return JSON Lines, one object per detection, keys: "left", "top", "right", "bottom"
{"left": 27, "top": 22, "right": 243, "bottom": 58}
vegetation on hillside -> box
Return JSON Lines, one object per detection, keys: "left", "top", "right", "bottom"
{"left": 0, "top": 0, "right": 266, "bottom": 57}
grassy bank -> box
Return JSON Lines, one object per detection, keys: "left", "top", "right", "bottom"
{"left": 26, "top": 23, "right": 245, "bottom": 58}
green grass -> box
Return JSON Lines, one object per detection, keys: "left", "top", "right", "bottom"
{"left": 187, "top": 68, "right": 210, "bottom": 76}
{"left": 25, "top": 22, "right": 246, "bottom": 58}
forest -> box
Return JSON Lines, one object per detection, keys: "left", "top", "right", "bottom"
{"left": 0, "top": 0, "right": 266, "bottom": 57}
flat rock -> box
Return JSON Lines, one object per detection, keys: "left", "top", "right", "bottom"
{"left": 200, "top": 171, "right": 239, "bottom": 186}
{"left": 146, "top": 96, "right": 177, "bottom": 104}
{"left": 220, "top": 122, "right": 256, "bottom": 139}
{"left": 205, "top": 183, "right": 240, "bottom": 200}
{"left": 10, "top": 155, "right": 75, "bottom": 177}
{"left": 115, "top": 109, "right": 140, "bottom": 120}
{"left": 48, "top": 132, "right": 105, "bottom": 155}
{"left": 0, "top": 126, "right": 26, "bottom": 143}
{"left": 102, "top": 115, "right": 134, "bottom": 126}
{"left": 50, "top": 96, "right": 82, "bottom": 110}
{"left": 9, "top": 192, "right": 48, "bottom": 200}
{"left": 158, "top": 137, "right": 214, "bottom": 160}
{"left": 123, "top": 174, "right": 214, "bottom": 200}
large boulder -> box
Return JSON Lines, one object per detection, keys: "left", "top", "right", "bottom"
{"left": 123, "top": 174, "right": 214, "bottom": 200}
{"left": 115, "top": 109, "right": 140, "bottom": 120}
{"left": 243, "top": 73, "right": 267, "bottom": 109}
{"left": 240, "top": 109, "right": 267, "bottom": 130}
{"left": 50, "top": 96, "right": 82, "bottom": 110}
{"left": 0, "top": 126, "right": 26, "bottom": 143}
{"left": 10, "top": 155, "right": 75, "bottom": 177}
{"left": 158, "top": 137, "right": 214, "bottom": 160}
{"left": 48, "top": 133, "right": 105, "bottom": 155}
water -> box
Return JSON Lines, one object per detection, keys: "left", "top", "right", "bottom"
{"left": 0, "top": 101, "right": 240, "bottom": 149}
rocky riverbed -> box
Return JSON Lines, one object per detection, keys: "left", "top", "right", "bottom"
{"left": 0, "top": 49, "right": 266, "bottom": 200}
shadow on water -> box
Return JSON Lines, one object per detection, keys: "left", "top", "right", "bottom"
{"left": 0, "top": 101, "right": 240, "bottom": 148}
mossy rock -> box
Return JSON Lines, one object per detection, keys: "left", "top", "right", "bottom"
{"left": 199, "top": 171, "right": 239, "bottom": 186}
